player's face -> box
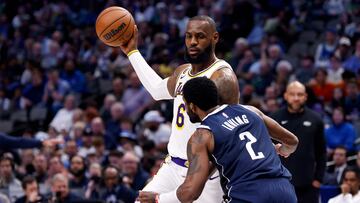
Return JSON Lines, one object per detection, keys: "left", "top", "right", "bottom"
{"left": 284, "top": 85, "right": 307, "bottom": 112}
{"left": 184, "top": 20, "right": 218, "bottom": 64}
{"left": 185, "top": 101, "right": 201, "bottom": 123}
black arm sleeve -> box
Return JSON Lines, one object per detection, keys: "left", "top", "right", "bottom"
{"left": 313, "top": 120, "right": 326, "bottom": 182}
{"left": 0, "top": 133, "right": 42, "bottom": 149}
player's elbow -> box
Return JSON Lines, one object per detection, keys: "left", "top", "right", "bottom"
{"left": 289, "top": 133, "right": 299, "bottom": 147}
{"left": 179, "top": 191, "right": 201, "bottom": 202}
{"left": 177, "top": 186, "right": 202, "bottom": 202}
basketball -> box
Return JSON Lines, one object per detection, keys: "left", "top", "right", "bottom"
{"left": 95, "top": 6, "right": 135, "bottom": 47}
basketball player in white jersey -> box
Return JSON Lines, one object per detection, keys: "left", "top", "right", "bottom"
{"left": 119, "top": 15, "right": 237, "bottom": 202}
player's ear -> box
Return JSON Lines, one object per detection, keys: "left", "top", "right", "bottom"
{"left": 189, "top": 103, "right": 194, "bottom": 112}
{"left": 213, "top": 32, "right": 219, "bottom": 43}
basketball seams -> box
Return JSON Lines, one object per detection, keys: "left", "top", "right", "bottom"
{"left": 108, "top": 15, "right": 133, "bottom": 44}
{"left": 98, "top": 13, "right": 128, "bottom": 37}
{"left": 95, "top": 7, "right": 125, "bottom": 26}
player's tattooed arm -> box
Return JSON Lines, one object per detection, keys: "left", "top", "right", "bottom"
{"left": 177, "top": 129, "right": 213, "bottom": 202}
{"left": 210, "top": 67, "right": 240, "bottom": 105}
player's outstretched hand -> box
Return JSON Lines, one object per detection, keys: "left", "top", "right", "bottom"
{"left": 119, "top": 25, "right": 139, "bottom": 55}
{"left": 42, "top": 137, "right": 64, "bottom": 148}
{"left": 274, "top": 143, "right": 290, "bottom": 158}
{"left": 138, "top": 191, "right": 159, "bottom": 203}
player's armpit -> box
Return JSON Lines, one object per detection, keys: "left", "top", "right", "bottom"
{"left": 177, "top": 129, "right": 213, "bottom": 202}
{"left": 210, "top": 68, "right": 239, "bottom": 105}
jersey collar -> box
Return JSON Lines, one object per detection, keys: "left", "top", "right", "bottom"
{"left": 202, "top": 104, "right": 228, "bottom": 121}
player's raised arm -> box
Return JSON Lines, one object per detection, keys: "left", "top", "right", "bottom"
{"left": 118, "top": 26, "right": 181, "bottom": 100}
{"left": 245, "top": 105, "right": 299, "bottom": 157}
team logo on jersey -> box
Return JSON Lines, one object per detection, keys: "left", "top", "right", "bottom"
{"left": 303, "top": 121, "right": 312, "bottom": 126}
{"left": 281, "top": 120, "right": 288, "bottom": 125}
{"left": 175, "top": 82, "right": 184, "bottom": 96}
{"left": 222, "top": 112, "right": 229, "bottom": 118}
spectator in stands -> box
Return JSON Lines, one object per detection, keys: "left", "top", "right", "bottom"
{"left": 121, "top": 72, "right": 153, "bottom": 121}
{"left": 315, "top": 29, "right": 337, "bottom": 68}
{"left": 78, "top": 127, "right": 94, "bottom": 158}
{"left": 22, "top": 69, "right": 45, "bottom": 109}
{"left": 32, "top": 153, "right": 48, "bottom": 194}
{"left": 47, "top": 156, "right": 68, "bottom": 182}
{"left": 271, "top": 81, "right": 326, "bottom": 203}
{"left": 229, "top": 37, "right": 248, "bottom": 69}
{"left": 343, "top": 39, "right": 360, "bottom": 75}
{"left": 15, "top": 176, "right": 45, "bottom": 203}
{"left": 327, "top": 54, "right": 344, "bottom": 86}
{"left": 357, "top": 151, "right": 360, "bottom": 170}
{"left": 274, "top": 60, "right": 293, "bottom": 94}
{"left": 290, "top": 55, "right": 315, "bottom": 84}
{"left": 100, "top": 94, "right": 117, "bottom": 124}
{"left": 60, "top": 59, "right": 86, "bottom": 94}
{"left": 101, "top": 166, "right": 136, "bottom": 203}
{"left": 0, "top": 88, "right": 11, "bottom": 119}
{"left": 69, "top": 155, "right": 88, "bottom": 191}
{"left": 91, "top": 117, "right": 115, "bottom": 150}
{"left": 105, "top": 102, "right": 124, "bottom": 139}
{"left": 331, "top": 87, "right": 346, "bottom": 110}
{"left": 17, "top": 149, "right": 35, "bottom": 178}
{"left": 111, "top": 77, "right": 125, "bottom": 101}
{"left": 84, "top": 163, "right": 102, "bottom": 200}
{"left": 49, "top": 173, "right": 81, "bottom": 202}
{"left": 251, "top": 59, "right": 274, "bottom": 96}
{"left": 43, "top": 69, "right": 70, "bottom": 113}
{"left": 325, "top": 107, "right": 356, "bottom": 153}
{"left": 121, "top": 151, "right": 149, "bottom": 191}
{"left": 50, "top": 94, "right": 76, "bottom": 133}
{"left": 344, "top": 80, "right": 360, "bottom": 122}
{"left": 142, "top": 110, "right": 170, "bottom": 153}
{"left": 0, "top": 155, "right": 24, "bottom": 202}
{"left": 235, "top": 49, "right": 256, "bottom": 84}
{"left": 328, "top": 167, "right": 360, "bottom": 203}
{"left": 323, "top": 146, "right": 348, "bottom": 185}
{"left": 309, "top": 68, "right": 336, "bottom": 104}
{"left": 334, "top": 36, "right": 352, "bottom": 62}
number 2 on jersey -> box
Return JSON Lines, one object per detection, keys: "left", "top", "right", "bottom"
{"left": 239, "top": 131, "right": 265, "bottom": 160}
{"left": 176, "top": 103, "right": 186, "bottom": 129}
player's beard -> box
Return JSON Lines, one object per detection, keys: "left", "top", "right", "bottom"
{"left": 188, "top": 110, "right": 201, "bottom": 123}
{"left": 184, "top": 44, "right": 212, "bottom": 64}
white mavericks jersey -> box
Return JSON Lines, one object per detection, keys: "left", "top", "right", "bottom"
{"left": 168, "top": 59, "right": 233, "bottom": 159}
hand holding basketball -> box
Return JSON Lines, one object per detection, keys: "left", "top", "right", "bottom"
{"left": 95, "top": 6, "right": 135, "bottom": 47}
{"left": 119, "top": 25, "right": 138, "bottom": 55}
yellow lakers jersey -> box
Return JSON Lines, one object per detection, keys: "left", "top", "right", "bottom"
{"left": 168, "top": 59, "right": 233, "bottom": 159}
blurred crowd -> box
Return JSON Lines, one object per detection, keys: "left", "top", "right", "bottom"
{"left": 0, "top": 0, "right": 360, "bottom": 202}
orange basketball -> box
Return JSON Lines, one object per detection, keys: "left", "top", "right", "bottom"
{"left": 95, "top": 6, "right": 135, "bottom": 47}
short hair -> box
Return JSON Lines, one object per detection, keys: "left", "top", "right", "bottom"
{"left": 51, "top": 173, "right": 68, "bottom": 186}
{"left": 21, "top": 175, "right": 36, "bottom": 190}
{"left": 189, "top": 15, "right": 217, "bottom": 32}
{"left": 342, "top": 166, "right": 360, "bottom": 181}
{"left": 183, "top": 77, "right": 219, "bottom": 111}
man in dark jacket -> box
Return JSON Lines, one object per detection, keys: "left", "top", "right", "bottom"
{"left": 271, "top": 81, "right": 326, "bottom": 203}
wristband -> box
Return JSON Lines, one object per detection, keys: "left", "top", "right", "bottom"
{"left": 127, "top": 49, "right": 139, "bottom": 57}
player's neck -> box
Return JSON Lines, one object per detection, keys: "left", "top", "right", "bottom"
{"left": 191, "top": 55, "right": 217, "bottom": 74}
{"left": 200, "top": 105, "right": 220, "bottom": 120}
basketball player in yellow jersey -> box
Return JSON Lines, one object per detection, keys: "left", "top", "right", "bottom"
{"left": 120, "top": 16, "right": 238, "bottom": 202}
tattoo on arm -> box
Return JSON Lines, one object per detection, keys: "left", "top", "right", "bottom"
{"left": 186, "top": 131, "right": 205, "bottom": 175}
{"left": 211, "top": 68, "right": 239, "bottom": 105}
